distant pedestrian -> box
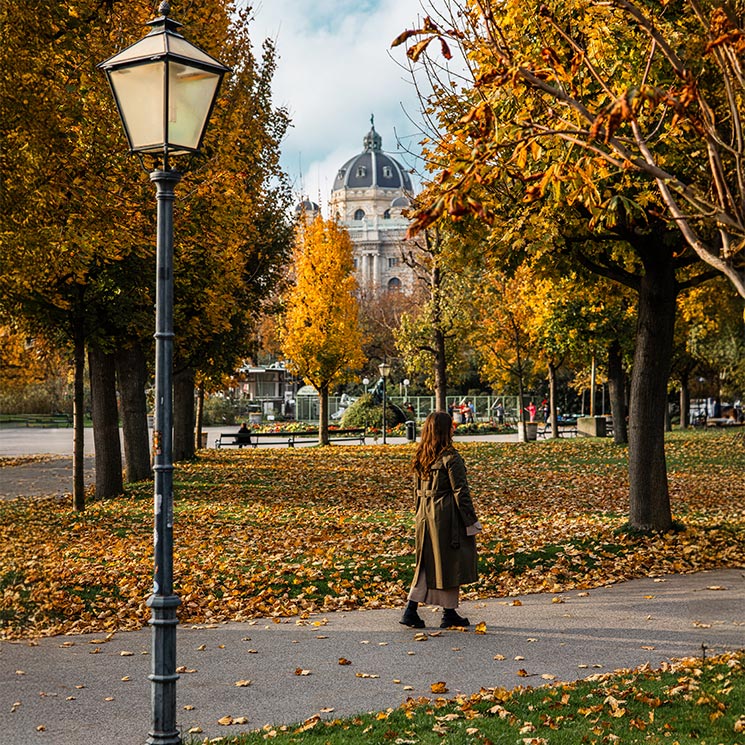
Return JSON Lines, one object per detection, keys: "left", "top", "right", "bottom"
{"left": 400, "top": 411, "right": 482, "bottom": 630}
{"left": 526, "top": 401, "right": 537, "bottom": 422}
{"left": 494, "top": 401, "right": 505, "bottom": 425}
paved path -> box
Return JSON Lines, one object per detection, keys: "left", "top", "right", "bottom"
{"left": 0, "top": 427, "right": 518, "bottom": 500}
{"left": 2, "top": 427, "right": 742, "bottom": 743}
{"left": 1, "top": 569, "right": 742, "bottom": 744}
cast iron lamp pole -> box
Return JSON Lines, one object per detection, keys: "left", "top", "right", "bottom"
{"left": 378, "top": 361, "right": 391, "bottom": 445}
{"left": 99, "top": 4, "right": 229, "bottom": 743}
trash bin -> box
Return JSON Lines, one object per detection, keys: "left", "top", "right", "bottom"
{"left": 405, "top": 420, "right": 416, "bottom": 442}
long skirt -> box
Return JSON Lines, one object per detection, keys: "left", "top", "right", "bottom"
{"left": 407, "top": 571, "right": 459, "bottom": 609}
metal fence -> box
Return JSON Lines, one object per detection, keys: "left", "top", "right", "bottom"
{"left": 295, "top": 394, "right": 523, "bottom": 424}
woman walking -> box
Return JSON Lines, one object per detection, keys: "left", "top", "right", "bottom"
{"left": 400, "top": 411, "right": 482, "bottom": 629}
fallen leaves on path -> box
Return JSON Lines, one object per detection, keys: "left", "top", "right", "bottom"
{"left": 0, "top": 432, "right": 743, "bottom": 639}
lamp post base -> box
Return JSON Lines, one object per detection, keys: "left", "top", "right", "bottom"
{"left": 146, "top": 593, "right": 181, "bottom": 745}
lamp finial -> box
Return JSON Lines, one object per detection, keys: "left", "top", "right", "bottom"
{"left": 159, "top": 1, "right": 170, "bottom": 17}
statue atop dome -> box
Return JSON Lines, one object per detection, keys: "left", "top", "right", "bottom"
{"left": 363, "top": 114, "right": 383, "bottom": 152}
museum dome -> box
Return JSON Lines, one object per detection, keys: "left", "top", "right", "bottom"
{"left": 294, "top": 198, "right": 320, "bottom": 215}
{"left": 294, "top": 198, "right": 320, "bottom": 224}
{"left": 332, "top": 119, "right": 413, "bottom": 193}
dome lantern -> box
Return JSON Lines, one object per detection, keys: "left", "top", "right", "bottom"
{"left": 363, "top": 114, "right": 382, "bottom": 152}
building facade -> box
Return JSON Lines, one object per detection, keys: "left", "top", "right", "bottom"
{"left": 328, "top": 119, "right": 416, "bottom": 293}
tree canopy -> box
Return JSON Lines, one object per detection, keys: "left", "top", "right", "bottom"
{"left": 394, "top": 0, "right": 745, "bottom": 296}
{"left": 281, "top": 216, "right": 365, "bottom": 444}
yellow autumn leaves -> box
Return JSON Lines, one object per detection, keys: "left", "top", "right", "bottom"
{"left": 0, "top": 431, "right": 743, "bottom": 641}
{"left": 281, "top": 216, "right": 365, "bottom": 393}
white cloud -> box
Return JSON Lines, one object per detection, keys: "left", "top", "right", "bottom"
{"left": 247, "top": 0, "right": 426, "bottom": 209}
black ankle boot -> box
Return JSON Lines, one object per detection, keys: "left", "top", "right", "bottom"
{"left": 400, "top": 601, "right": 425, "bottom": 628}
{"left": 440, "top": 608, "right": 469, "bottom": 628}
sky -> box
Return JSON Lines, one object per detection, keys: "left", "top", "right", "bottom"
{"left": 247, "top": 0, "right": 428, "bottom": 211}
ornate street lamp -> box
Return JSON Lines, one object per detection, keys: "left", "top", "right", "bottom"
{"left": 378, "top": 361, "right": 391, "bottom": 445}
{"left": 99, "top": 4, "right": 230, "bottom": 744}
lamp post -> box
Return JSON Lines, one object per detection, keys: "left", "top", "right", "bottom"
{"left": 99, "top": 5, "right": 229, "bottom": 744}
{"left": 403, "top": 378, "right": 410, "bottom": 401}
{"left": 378, "top": 361, "right": 391, "bottom": 445}
{"left": 362, "top": 377, "right": 370, "bottom": 394}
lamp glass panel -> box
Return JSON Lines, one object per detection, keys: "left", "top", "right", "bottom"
{"left": 168, "top": 36, "right": 225, "bottom": 67}
{"left": 104, "top": 33, "right": 167, "bottom": 66}
{"left": 109, "top": 63, "right": 164, "bottom": 151}
{"left": 167, "top": 61, "right": 220, "bottom": 151}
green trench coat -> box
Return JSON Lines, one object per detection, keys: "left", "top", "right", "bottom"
{"left": 412, "top": 448, "right": 479, "bottom": 590}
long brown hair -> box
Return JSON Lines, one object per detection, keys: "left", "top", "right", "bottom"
{"left": 412, "top": 411, "right": 453, "bottom": 478}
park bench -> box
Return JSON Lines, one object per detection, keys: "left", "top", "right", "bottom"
{"left": 538, "top": 418, "right": 578, "bottom": 438}
{"left": 705, "top": 417, "right": 742, "bottom": 427}
{"left": 289, "top": 428, "right": 366, "bottom": 446}
{"left": 215, "top": 428, "right": 366, "bottom": 449}
{"left": 214, "top": 432, "right": 254, "bottom": 448}
{"left": 0, "top": 414, "right": 72, "bottom": 428}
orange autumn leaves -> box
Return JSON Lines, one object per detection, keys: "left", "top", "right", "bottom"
{"left": 0, "top": 431, "right": 743, "bottom": 640}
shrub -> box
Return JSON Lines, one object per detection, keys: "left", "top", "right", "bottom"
{"left": 0, "top": 382, "right": 73, "bottom": 415}
{"left": 202, "top": 396, "right": 239, "bottom": 426}
{"left": 340, "top": 393, "right": 407, "bottom": 430}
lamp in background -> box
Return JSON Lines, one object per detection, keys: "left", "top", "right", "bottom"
{"left": 378, "top": 360, "right": 391, "bottom": 445}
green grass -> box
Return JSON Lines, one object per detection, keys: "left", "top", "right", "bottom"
{"left": 185, "top": 652, "right": 745, "bottom": 744}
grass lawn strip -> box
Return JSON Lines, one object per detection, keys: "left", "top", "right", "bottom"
{"left": 184, "top": 651, "right": 745, "bottom": 744}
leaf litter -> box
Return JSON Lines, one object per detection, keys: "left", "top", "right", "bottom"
{"left": 0, "top": 433, "right": 742, "bottom": 640}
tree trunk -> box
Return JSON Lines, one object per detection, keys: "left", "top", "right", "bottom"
{"left": 627, "top": 251, "right": 676, "bottom": 532}
{"left": 319, "top": 383, "right": 330, "bottom": 445}
{"left": 679, "top": 374, "right": 691, "bottom": 428}
{"left": 607, "top": 339, "right": 628, "bottom": 444}
{"left": 433, "top": 328, "right": 448, "bottom": 412}
{"left": 517, "top": 379, "right": 528, "bottom": 441}
{"left": 548, "top": 361, "right": 559, "bottom": 438}
{"left": 195, "top": 382, "right": 205, "bottom": 451}
{"left": 88, "top": 345, "right": 123, "bottom": 498}
{"left": 589, "top": 355, "right": 597, "bottom": 416}
{"left": 116, "top": 344, "right": 151, "bottom": 483}
{"left": 72, "top": 319, "right": 86, "bottom": 511}
{"left": 429, "top": 255, "right": 449, "bottom": 413}
{"left": 173, "top": 365, "right": 196, "bottom": 462}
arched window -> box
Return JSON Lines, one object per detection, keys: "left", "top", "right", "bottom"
{"left": 356, "top": 165, "right": 367, "bottom": 178}
{"left": 354, "top": 209, "right": 365, "bottom": 221}
{"left": 383, "top": 165, "right": 392, "bottom": 178}
{"left": 383, "top": 209, "right": 391, "bottom": 219}
{"left": 387, "top": 277, "right": 402, "bottom": 291}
